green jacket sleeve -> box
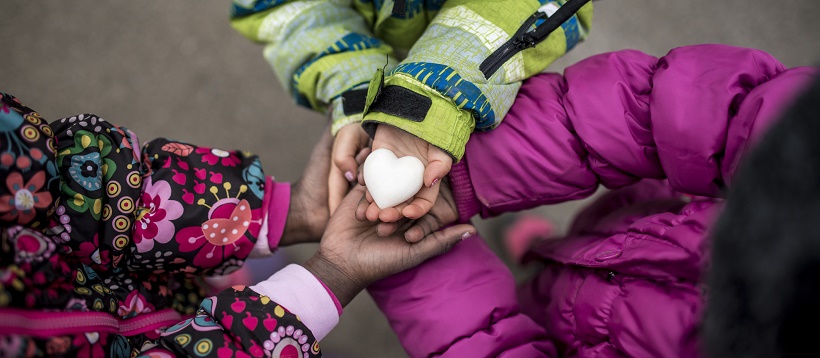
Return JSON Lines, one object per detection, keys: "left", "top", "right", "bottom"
{"left": 230, "top": 0, "right": 398, "bottom": 134}
{"left": 361, "top": 0, "right": 593, "bottom": 161}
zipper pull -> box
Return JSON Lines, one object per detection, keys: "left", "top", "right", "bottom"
{"left": 479, "top": 12, "right": 546, "bottom": 79}
{"left": 480, "top": 0, "right": 591, "bottom": 79}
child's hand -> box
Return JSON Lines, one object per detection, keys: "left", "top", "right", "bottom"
{"left": 305, "top": 186, "right": 474, "bottom": 306}
{"left": 328, "top": 124, "right": 371, "bottom": 215}
{"left": 356, "top": 177, "right": 458, "bottom": 242}
{"left": 361, "top": 125, "right": 453, "bottom": 222}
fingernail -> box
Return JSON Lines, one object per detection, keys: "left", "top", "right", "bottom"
{"left": 431, "top": 178, "right": 440, "bottom": 187}
{"left": 345, "top": 171, "right": 355, "bottom": 182}
{"left": 461, "top": 231, "right": 474, "bottom": 240}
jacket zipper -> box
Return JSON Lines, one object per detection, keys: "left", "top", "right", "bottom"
{"left": 392, "top": 0, "right": 407, "bottom": 16}
{"left": 0, "top": 308, "right": 182, "bottom": 337}
{"left": 480, "top": 0, "right": 591, "bottom": 79}
{"left": 480, "top": 12, "right": 545, "bottom": 79}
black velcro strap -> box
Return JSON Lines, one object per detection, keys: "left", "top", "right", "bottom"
{"left": 341, "top": 89, "right": 369, "bottom": 116}
{"left": 367, "top": 85, "right": 431, "bottom": 122}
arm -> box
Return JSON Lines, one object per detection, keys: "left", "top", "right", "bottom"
{"left": 449, "top": 45, "right": 818, "bottom": 221}
{"left": 128, "top": 127, "right": 335, "bottom": 275}
{"left": 154, "top": 187, "right": 475, "bottom": 357}
{"left": 155, "top": 265, "right": 338, "bottom": 357}
{"left": 361, "top": 0, "right": 594, "bottom": 161}
{"left": 358, "top": 0, "right": 593, "bottom": 223}
{"left": 230, "top": 0, "right": 397, "bottom": 133}
{"left": 368, "top": 235, "right": 556, "bottom": 358}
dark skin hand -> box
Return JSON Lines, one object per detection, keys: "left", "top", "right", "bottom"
{"left": 355, "top": 177, "right": 459, "bottom": 243}
{"left": 280, "top": 129, "right": 334, "bottom": 246}
{"left": 303, "top": 186, "right": 475, "bottom": 306}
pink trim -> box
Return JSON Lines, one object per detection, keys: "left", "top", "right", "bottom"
{"left": 0, "top": 308, "right": 182, "bottom": 337}
{"left": 266, "top": 178, "right": 291, "bottom": 250}
{"left": 314, "top": 274, "right": 343, "bottom": 316}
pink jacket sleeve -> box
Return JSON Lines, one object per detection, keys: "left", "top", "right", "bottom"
{"left": 368, "top": 236, "right": 556, "bottom": 358}
{"left": 450, "top": 45, "right": 818, "bottom": 221}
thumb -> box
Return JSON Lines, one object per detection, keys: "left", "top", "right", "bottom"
{"left": 423, "top": 148, "right": 453, "bottom": 188}
{"left": 306, "top": 128, "right": 334, "bottom": 179}
{"left": 411, "top": 224, "right": 475, "bottom": 263}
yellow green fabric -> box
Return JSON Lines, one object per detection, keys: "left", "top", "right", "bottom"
{"left": 363, "top": 72, "right": 474, "bottom": 160}
{"left": 231, "top": 0, "right": 592, "bottom": 158}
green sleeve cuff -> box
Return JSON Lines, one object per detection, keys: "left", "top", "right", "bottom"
{"left": 361, "top": 73, "right": 474, "bottom": 161}
{"left": 330, "top": 93, "right": 365, "bottom": 135}
{"left": 331, "top": 113, "right": 363, "bottom": 135}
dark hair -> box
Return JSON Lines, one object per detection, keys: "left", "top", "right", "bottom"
{"left": 706, "top": 75, "right": 820, "bottom": 357}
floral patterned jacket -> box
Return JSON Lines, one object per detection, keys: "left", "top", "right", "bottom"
{"left": 0, "top": 92, "right": 340, "bottom": 357}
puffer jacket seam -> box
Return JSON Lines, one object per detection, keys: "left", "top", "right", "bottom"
{"left": 427, "top": 310, "right": 545, "bottom": 357}
{"left": 482, "top": 187, "right": 598, "bottom": 214}
{"left": 570, "top": 271, "right": 586, "bottom": 345}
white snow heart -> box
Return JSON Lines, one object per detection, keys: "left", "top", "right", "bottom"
{"left": 363, "top": 148, "right": 425, "bottom": 209}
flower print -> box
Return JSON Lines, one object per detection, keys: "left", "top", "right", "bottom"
{"left": 175, "top": 198, "right": 261, "bottom": 271}
{"left": 0, "top": 101, "right": 23, "bottom": 132}
{"left": 117, "top": 291, "right": 154, "bottom": 318}
{"left": 134, "top": 178, "right": 183, "bottom": 253}
{"left": 76, "top": 233, "right": 110, "bottom": 266}
{"left": 109, "top": 335, "right": 131, "bottom": 358}
{"left": 162, "top": 142, "right": 194, "bottom": 156}
{"left": 46, "top": 336, "right": 71, "bottom": 355}
{"left": 65, "top": 298, "right": 90, "bottom": 312}
{"left": 196, "top": 147, "right": 241, "bottom": 167}
{"left": 57, "top": 130, "right": 117, "bottom": 220}
{"left": 68, "top": 153, "right": 102, "bottom": 191}
{"left": 7, "top": 226, "right": 57, "bottom": 264}
{"left": 137, "top": 346, "right": 176, "bottom": 358}
{"left": 264, "top": 323, "right": 317, "bottom": 358}
{"left": 242, "top": 158, "right": 265, "bottom": 199}
{"left": 73, "top": 332, "right": 106, "bottom": 358}
{"left": 0, "top": 171, "right": 53, "bottom": 225}
{"left": 110, "top": 124, "right": 141, "bottom": 164}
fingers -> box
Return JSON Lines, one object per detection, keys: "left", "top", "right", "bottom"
{"left": 401, "top": 183, "right": 439, "bottom": 220}
{"left": 411, "top": 224, "right": 476, "bottom": 262}
{"left": 333, "top": 126, "right": 365, "bottom": 183}
{"left": 367, "top": 201, "right": 402, "bottom": 222}
{"left": 365, "top": 191, "right": 408, "bottom": 223}
{"left": 423, "top": 148, "right": 453, "bottom": 188}
{"left": 328, "top": 164, "right": 348, "bottom": 215}
{"left": 378, "top": 203, "right": 406, "bottom": 222}
{"left": 356, "top": 148, "right": 370, "bottom": 186}
{"left": 377, "top": 220, "right": 401, "bottom": 237}
{"left": 355, "top": 147, "right": 371, "bottom": 166}
{"left": 404, "top": 213, "right": 440, "bottom": 243}
{"left": 355, "top": 193, "right": 369, "bottom": 221}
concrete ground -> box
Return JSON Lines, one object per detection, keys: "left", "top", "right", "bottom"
{"left": 1, "top": 0, "right": 818, "bottom": 356}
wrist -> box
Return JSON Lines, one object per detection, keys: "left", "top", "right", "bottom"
{"left": 281, "top": 182, "right": 322, "bottom": 246}
{"left": 303, "top": 252, "right": 364, "bottom": 307}
{"left": 361, "top": 74, "right": 475, "bottom": 161}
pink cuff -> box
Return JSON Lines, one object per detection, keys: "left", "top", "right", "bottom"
{"left": 265, "top": 178, "right": 291, "bottom": 251}
{"left": 250, "top": 264, "right": 341, "bottom": 341}
{"left": 313, "top": 274, "right": 343, "bottom": 316}
{"left": 449, "top": 157, "right": 480, "bottom": 223}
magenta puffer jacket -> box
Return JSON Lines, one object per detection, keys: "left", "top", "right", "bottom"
{"left": 369, "top": 45, "right": 817, "bottom": 358}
